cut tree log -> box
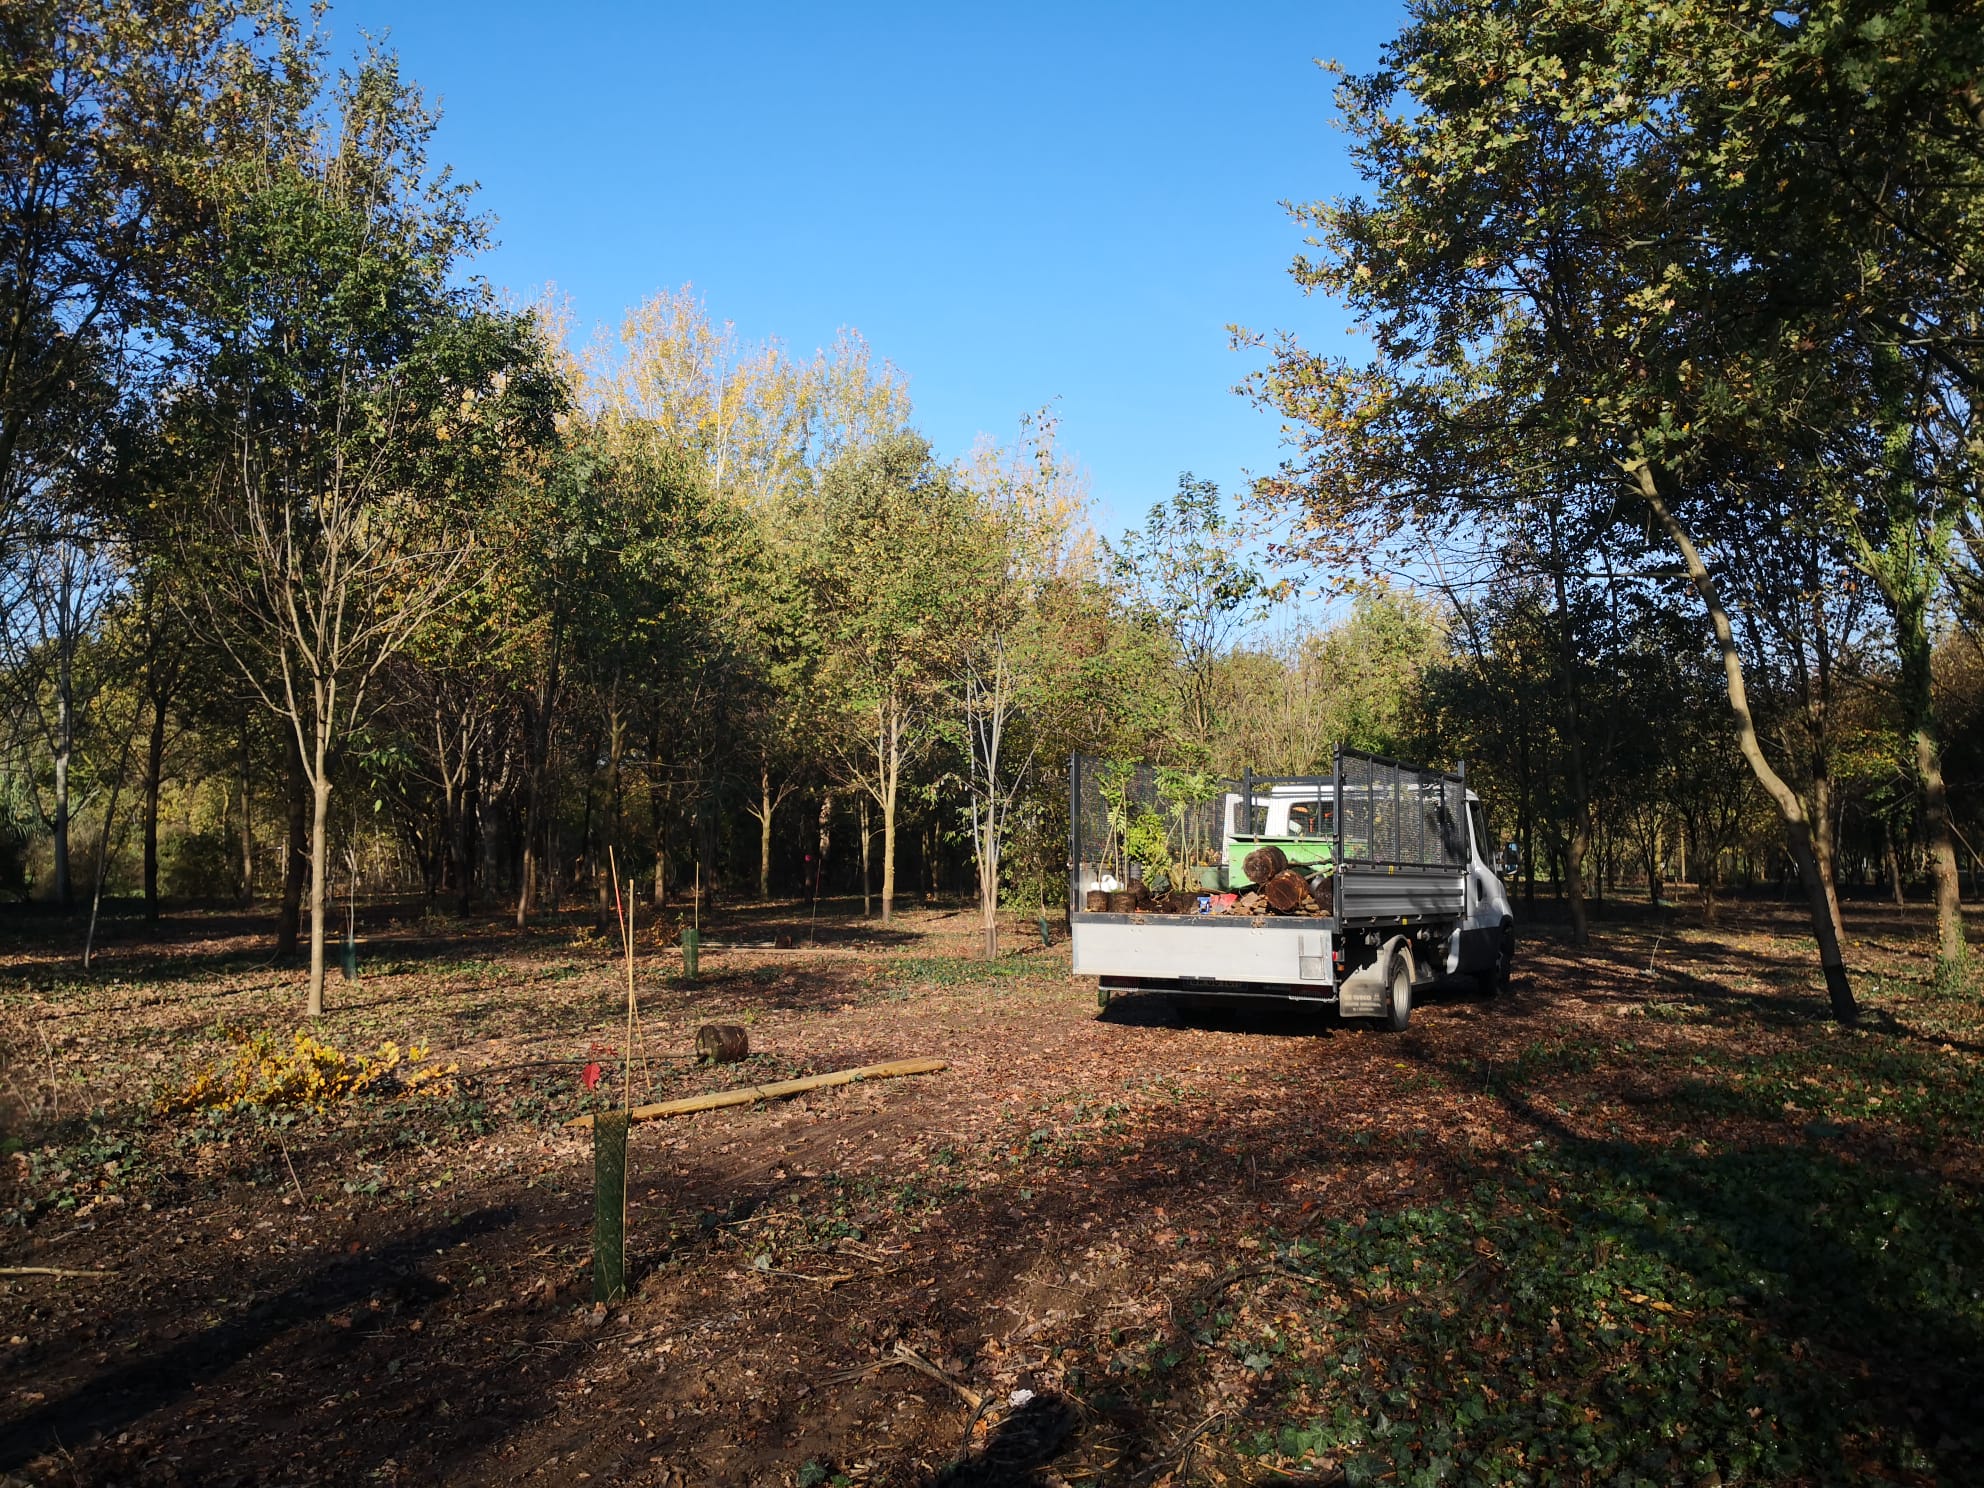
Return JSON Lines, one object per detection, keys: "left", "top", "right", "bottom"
{"left": 1243, "top": 845, "right": 1289, "bottom": 884}
{"left": 1308, "top": 874, "right": 1334, "bottom": 914}
{"left": 566, "top": 1057, "right": 946, "bottom": 1129}
{"left": 1264, "top": 869, "right": 1309, "bottom": 913}
{"left": 696, "top": 1023, "right": 749, "bottom": 1063}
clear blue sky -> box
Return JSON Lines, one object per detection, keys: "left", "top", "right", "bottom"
{"left": 328, "top": 1, "right": 1404, "bottom": 533}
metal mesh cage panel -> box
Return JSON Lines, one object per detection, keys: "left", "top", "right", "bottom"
{"left": 1334, "top": 751, "right": 1467, "bottom": 869}
{"left": 1071, "top": 756, "right": 1230, "bottom": 897}
{"left": 1070, "top": 750, "right": 1466, "bottom": 910}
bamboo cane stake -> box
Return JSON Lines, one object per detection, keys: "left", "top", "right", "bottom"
{"left": 566, "top": 1058, "right": 946, "bottom": 1129}
{"left": 609, "top": 854, "right": 635, "bottom": 1114}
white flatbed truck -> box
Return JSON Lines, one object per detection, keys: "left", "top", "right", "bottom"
{"left": 1068, "top": 748, "right": 1514, "bottom": 1029}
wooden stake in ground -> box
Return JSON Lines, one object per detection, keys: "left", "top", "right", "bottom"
{"left": 610, "top": 853, "right": 636, "bottom": 1112}
{"left": 567, "top": 1057, "right": 946, "bottom": 1129}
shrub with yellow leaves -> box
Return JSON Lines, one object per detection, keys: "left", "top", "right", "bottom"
{"left": 155, "top": 1030, "right": 459, "bottom": 1116}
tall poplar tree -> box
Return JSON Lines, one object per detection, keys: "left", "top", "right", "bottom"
{"left": 179, "top": 53, "right": 559, "bottom": 1014}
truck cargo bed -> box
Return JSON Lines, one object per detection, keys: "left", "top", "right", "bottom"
{"left": 1070, "top": 912, "right": 1334, "bottom": 988}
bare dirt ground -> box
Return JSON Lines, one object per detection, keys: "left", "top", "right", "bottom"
{"left": 0, "top": 896, "right": 1980, "bottom": 1486}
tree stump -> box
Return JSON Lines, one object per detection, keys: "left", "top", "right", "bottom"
{"left": 1243, "top": 845, "right": 1289, "bottom": 885}
{"left": 1264, "top": 869, "right": 1309, "bottom": 913}
{"left": 696, "top": 1023, "right": 749, "bottom": 1063}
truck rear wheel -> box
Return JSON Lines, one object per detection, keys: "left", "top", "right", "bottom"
{"left": 1383, "top": 942, "right": 1413, "bottom": 1031}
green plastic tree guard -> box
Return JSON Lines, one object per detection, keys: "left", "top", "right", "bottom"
{"left": 592, "top": 1110, "right": 628, "bottom": 1303}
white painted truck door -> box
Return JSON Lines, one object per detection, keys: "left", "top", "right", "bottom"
{"left": 1447, "top": 797, "right": 1513, "bottom": 974}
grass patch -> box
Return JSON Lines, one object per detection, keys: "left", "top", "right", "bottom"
{"left": 1230, "top": 1142, "right": 1982, "bottom": 1485}
{"left": 888, "top": 953, "right": 1035, "bottom": 987}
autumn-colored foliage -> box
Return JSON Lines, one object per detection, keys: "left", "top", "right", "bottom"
{"left": 154, "top": 1030, "right": 457, "bottom": 1115}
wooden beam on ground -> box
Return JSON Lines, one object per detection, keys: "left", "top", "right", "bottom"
{"left": 565, "top": 1057, "right": 947, "bottom": 1129}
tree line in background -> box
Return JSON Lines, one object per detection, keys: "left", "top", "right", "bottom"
{"left": 3, "top": 0, "right": 1979, "bottom": 1021}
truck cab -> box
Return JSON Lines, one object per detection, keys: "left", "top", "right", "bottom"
{"left": 1221, "top": 785, "right": 1338, "bottom": 877}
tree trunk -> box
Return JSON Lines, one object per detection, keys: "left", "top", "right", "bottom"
{"left": 699, "top": 803, "right": 718, "bottom": 919}
{"left": 1912, "top": 730, "right": 1960, "bottom": 972}
{"left": 649, "top": 747, "right": 668, "bottom": 908}
{"left": 583, "top": 765, "right": 609, "bottom": 933}
{"left": 758, "top": 765, "right": 774, "bottom": 901}
{"left": 516, "top": 831, "right": 539, "bottom": 927}
{"left": 1517, "top": 689, "right": 1536, "bottom": 912}
{"left": 1548, "top": 529, "right": 1592, "bottom": 947}
{"left": 859, "top": 795, "right": 871, "bottom": 917}
{"left": 51, "top": 732, "right": 71, "bottom": 912}
{"left": 1900, "top": 629, "right": 1967, "bottom": 974}
{"left": 306, "top": 770, "right": 331, "bottom": 1018}
{"left": 1885, "top": 820, "right": 1905, "bottom": 907}
{"left": 142, "top": 691, "right": 167, "bottom": 922}
{"left": 278, "top": 744, "right": 306, "bottom": 956}
{"left": 980, "top": 856, "right": 999, "bottom": 958}
{"left": 456, "top": 757, "right": 478, "bottom": 915}
{"left": 515, "top": 647, "right": 560, "bottom": 928}
{"left": 978, "top": 808, "right": 1000, "bottom": 960}
{"left": 547, "top": 817, "right": 562, "bottom": 910}
{"left": 1635, "top": 461, "right": 1855, "bottom": 1022}
{"left": 482, "top": 774, "right": 507, "bottom": 906}
{"left": 1564, "top": 821, "right": 1591, "bottom": 946}
{"left": 816, "top": 792, "right": 833, "bottom": 907}
{"left": 1809, "top": 771, "right": 1848, "bottom": 949}
{"left": 927, "top": 815, "right": 940, "bottom": 901}
{"left": 880, "top": 780, "right": 897, "bottom": 925}
{"left": 238, "top": 719, "right": 256, "bottom": 906}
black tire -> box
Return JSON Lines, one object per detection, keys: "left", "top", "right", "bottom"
{"left": 1384, "top": 942, "right": 1413, "bottom": 1032}
{"left": 1492, "top": 918, "right": 1515, "bottom": 996}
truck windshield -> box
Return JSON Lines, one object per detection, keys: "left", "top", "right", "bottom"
{"left": 1287, "top": 801, "right": 1331, "bottom": 838}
